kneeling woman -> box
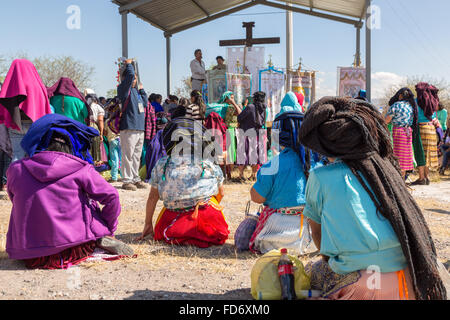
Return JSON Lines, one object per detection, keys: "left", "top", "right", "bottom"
{"left": 138, "top": 117, "right": 229, "bottom": 247}
{"left": 6, "top": 114, "right": 133, "bottom": 269}
{"left": 299, "top": 97, "right": 446, "bottom": 300}
{"left": 248, "top": 93, "right": 318, "bottom": 254}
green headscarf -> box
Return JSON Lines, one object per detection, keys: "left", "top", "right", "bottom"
{"left": 218, "top": 91, "right": 234, "bottom": 104}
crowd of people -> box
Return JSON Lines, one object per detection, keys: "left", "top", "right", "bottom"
{"left": 0, "top": 57, "right": 448, "bottom": 300}
{"left": 386, "top": 85, "right": 449, "bottom": 182}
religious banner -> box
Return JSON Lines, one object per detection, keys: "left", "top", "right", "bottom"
{"left": 337, "top": 67, "right": 366, "bottom": 98}
{"left": 226, "top": 73, "right": 252, "bottom": 105}
{"left": 206, "top": 69, "right": 227, "bottom": 103}
{"left": 259, "top": 70, "right": 285, "bottom": 123}
{"left": 227, "top": 47, "right": 265, "bottom": 94}
{"left": 287, "top": 70, "right": 316, "bottom": 110}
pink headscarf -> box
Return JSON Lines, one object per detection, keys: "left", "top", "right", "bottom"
{"left": 294, "top": 92, "right": 305, "bottom": 112}
{"left": 0, "top": 59, "right": 51, "bottom": 131}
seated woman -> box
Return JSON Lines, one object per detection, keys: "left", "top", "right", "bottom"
{"left": 298, "top": 97, "right": 446, "bottom": 300}
{"left": 248, "top": 92, "right": 317, "bottom": 255}
{"left": 138, "top": 117, "right": 229, "bottom": 248}
{"left": 6, "top": 114, "right": 133, "bottom": 269}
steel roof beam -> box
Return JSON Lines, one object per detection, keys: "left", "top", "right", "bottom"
{"left": 191, "top": 0, "right": 210, "bottom": 16}
{"left": 118, "top": 0, "right": 154, "bottom": 13}
{"left": 256, "top": 0, "right": 362, "bottom": 27}
{"left": 165, "top": 1, "right": 258, "bottom": 36}
{"left": 113, "top": 0, "right": 167, "bottom": 31}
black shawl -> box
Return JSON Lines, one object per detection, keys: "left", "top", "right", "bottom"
{"left": 298, "top": 96, "right": 446, "bottom": 300}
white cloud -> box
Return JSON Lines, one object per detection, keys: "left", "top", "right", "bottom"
{"left": 371, "top": 72, "right": 406, "bottom": 99}
{"left": 315, "top": 71, "right": 336, "bottom": 98}
{"left": 312, "top": 71, "right": 407, "bottom": 101}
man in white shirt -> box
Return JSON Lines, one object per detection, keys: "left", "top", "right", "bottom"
{"left": 190, "top": 49, "right": 206, "bottom": 92}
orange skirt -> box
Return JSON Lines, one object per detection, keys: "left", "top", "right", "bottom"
{"left": 154, "top": 197, "right": 229, "bottom": 248}
{"left": 328, "top": 267, "right": 416, "bottom": 300}
{"left": 307, "top": 260, "right": 416, "bottom": 300}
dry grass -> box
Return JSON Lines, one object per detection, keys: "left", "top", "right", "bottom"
{"left": 0, "top": 168, "right": 448, "bottom": 299}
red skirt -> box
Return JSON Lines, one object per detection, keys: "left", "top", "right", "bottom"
{"left": 154, "top": 198, "right": 229, "bottom": 248}
{"left": 23, "top": 241, "right": 96, "bottom": 270}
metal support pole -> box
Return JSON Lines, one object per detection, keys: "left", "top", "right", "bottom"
{"left": 356, "top": 26, "right": 361, "bottom": 67}
{"left": 121, "top": 11, "right": 128, "bottom": 58}
{"left": 365, "top": 0, "right": 371, "bottom": 101}
{"left": 166, "top": 35, "right": 172, "bottom": 97}
{"left": 286, "top": 2, "right": 293, "bottom": 90}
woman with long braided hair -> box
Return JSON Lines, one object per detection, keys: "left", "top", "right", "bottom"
{"left": 386, "top": 87, "right": 418, "bottom": 179}
{"left": 299, "top": 97, "right": 446, "bottom": 300}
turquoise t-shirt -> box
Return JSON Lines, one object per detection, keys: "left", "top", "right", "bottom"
{"left": 303, "top": 161, "right": 407, "bottom": 275}
{"left": 253, "top": 147, "right": 320, "bottom": 209}
{"left": 417, "top": 106, "right": 437, "bottom": 123}
{"left": 437, "top": 109, "right": 448, "bottom": 131}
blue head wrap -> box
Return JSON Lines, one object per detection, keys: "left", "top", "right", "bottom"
{"left": 273, "top": 111, "right": 310, "bottom": 175}
{"left": 272, "top": 111, "right": 326, "bottom": 177}
{"left": 21, "top": 113, "right": 99, "bottom": 163}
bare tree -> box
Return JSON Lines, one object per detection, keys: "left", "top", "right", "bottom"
{"left": 380, "top": 75, "right": 450, "bottom": 111}
{"left": 0, "top": 55, "right": 8, "bottom": 83}
{"left": 0, "top": 53, "right": 95, "bottom": 90}
{"left": 173, "top": 76, "right": 192, "bottom": 99}
{"left": 32, "top": 55, "right": 95, "bottom": 89}
{"left": 106, "top": 88, "right": 117, "bottom": 98}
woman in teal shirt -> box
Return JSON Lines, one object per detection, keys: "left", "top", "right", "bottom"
{"left": 298, "top": 97, "right": 446, "bottom": 300}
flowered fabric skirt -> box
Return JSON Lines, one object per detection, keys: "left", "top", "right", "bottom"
{"left": 392, "top": 126, "right": 414, "bottom": 171}
{"left": 154, "top": 197, "right": 229, "bottom": 248}
{"left": 23, "top": 241, "right": 96, "bottom": 270}
{"left": 249, "top": 206, "right": 310, "bottom": 255}
{"left": 305, "top": 260, "right": 416, "bottom": 300}
{"left": 419, "top": 123, "right": 439, "bottom": 168}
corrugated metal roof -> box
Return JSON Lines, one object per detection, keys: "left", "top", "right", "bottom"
{"left": 112, "top": 0, "right": 367, "bottom": 34}
{"left": 286, "top": 0, "right": 366, "bottom": 19}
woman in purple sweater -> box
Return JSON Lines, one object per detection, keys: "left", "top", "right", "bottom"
{"left": 6, "top": 114, "right": 133, "bottom": 269}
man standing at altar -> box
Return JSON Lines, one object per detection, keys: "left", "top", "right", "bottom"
{"left": 190, "top": 49, "right": 206, "bottom": 91}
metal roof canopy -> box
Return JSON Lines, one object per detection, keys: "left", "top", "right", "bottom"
{"left": 112, "top": 0, "right": 372, "bottom": 100}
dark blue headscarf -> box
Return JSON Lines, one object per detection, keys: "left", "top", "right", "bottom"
{"left": 21, "top": 113, "right": 99, "bottom": 163}
{"left": 273, "top": 111, "right": 327, "bottom": 178}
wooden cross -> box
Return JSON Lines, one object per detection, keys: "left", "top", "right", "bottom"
{"left": 219, "top": 22, "right": 280, "bottom": 47}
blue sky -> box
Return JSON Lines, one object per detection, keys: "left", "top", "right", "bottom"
{"left": 1, "top": 0, "right": 450, "bottom": 99}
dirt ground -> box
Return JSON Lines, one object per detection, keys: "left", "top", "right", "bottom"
{"left": 0, "top": 171, "right": 448, "bottom": 300}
